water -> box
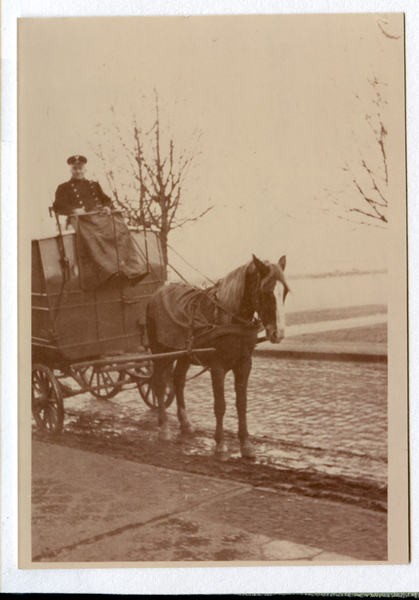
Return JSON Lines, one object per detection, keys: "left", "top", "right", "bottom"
{"left": 285, "top": 272, "right": 387, "bottom": 313}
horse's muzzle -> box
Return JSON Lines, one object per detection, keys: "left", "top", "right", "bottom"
{"left": 267, "top": 328, "right": 285, "bottom": 344}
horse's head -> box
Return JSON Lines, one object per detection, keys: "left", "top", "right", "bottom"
{"left": 252, "top": 254, "right": 290, "bottom": 344}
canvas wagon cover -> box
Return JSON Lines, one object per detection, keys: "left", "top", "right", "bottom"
{"left": 75, "top": 213, "right": 148, "bottom": 290}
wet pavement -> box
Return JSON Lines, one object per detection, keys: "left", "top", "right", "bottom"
{"left": 61, "top": 356, "right": 387, "bottom": 488}
{"left": 31, "top": 441, "right": 387, "bottom": 563}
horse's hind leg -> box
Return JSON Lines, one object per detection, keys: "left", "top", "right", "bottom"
{"left": 173, "top": 357, "right": 194, "bottom": 435}
{"left": 152, "top": 359, "right": 173, "bottom": 442}
{"left": 234, "top": 358, "right": 255, "bottom": 459}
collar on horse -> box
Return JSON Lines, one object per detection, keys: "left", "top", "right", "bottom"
{"left": 186, "top": 288, "right": 262, "bottom": 355}
{"left": 185, "top": 261, "right": 288, "bottom": 362}
{"left": 202, "top": 287, "right": 262, "bottom": 328}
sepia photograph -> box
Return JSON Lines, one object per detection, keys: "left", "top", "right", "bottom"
{"left": 18, "top": 13, "right": 408, "bottom": 569}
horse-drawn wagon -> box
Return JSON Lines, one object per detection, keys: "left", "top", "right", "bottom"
{"left": 32, "top": 208, "right": 290, "bottom": 460}
{"left": 31, "top": 211, "right": 214, "bottom": 434}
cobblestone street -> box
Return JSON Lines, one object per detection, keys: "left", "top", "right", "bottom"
{"left": 60, "top": 355, "right": 387, "bottom": 488}
{"left": 30, "top": 315, "right": 391, "bottom": 566}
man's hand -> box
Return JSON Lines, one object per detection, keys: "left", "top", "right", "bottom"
{"left": 73, "top": 208, "right": 85, "bottom": 215}
{"left": 103, "top": 206, "right": 111, "bottom": 215}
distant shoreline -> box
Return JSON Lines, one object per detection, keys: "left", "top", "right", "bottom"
{"left": 287, "top": 269, "right": 387, "bottom": 281}
{"left": 169, "top": 269, "right": 388, "bottom": 286}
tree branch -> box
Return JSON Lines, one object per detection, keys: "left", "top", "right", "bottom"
{"left": 93, "top": 95, "right": 210, "bottom": 278}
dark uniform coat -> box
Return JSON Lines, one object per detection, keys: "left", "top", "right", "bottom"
{"left": 53, "top": 178, "right": 113, "bottom": 216}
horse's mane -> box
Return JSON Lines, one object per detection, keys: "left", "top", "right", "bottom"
{"left": 207, "top": 258, "right": 289, "bottom": 323}
{"left": 214, "top": 262, "right": 253, "bottom": 316}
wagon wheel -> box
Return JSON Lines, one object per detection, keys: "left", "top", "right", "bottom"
{"left": 79, "top": 365, "right": 126, "bottom": 400}
{"left": 135, "top": 362, "right": 175, "bottom": 410}
{"left": 32, "top": 364, "right": 64, "bottom": 435}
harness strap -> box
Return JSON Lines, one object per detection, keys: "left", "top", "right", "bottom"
{"left": 192, "top": 323, "right": 261, "bottom": 348}
{"left": 194, "top": 285, "right": 261, "bottom": 328}
{"left": 186, "top": 302, "right": 207, "bottom": 368}
{"left": 187, "top": 302, "right": 196, "bottom": 355}
{"left": 186, "top": 366, "right": 210, "bottom": 382}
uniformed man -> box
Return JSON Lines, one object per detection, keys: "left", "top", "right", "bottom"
{"left": 53, "top": 155, "right": 113, "bottom": 216}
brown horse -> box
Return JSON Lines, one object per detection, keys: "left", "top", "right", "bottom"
{"left": 146, "top": 254, "right": 290, "bottom": 459}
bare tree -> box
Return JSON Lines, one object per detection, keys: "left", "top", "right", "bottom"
{"left": 326, "top": 15, "right": 403, "bottom": 228}
{"left": 324, "top": 75, "right": 389, "bottom": 228}
{"left": 93, "top": 94, "right": 212, "bottom": 279}
{"left": 323, "top": 17, "right": 403, "bottom": 228}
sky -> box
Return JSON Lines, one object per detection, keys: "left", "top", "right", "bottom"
{"left": 19, "top": 13, "right": 405, "bottom": 280}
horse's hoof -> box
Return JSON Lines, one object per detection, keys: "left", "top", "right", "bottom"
{"left": 214, "top": 451, "right": 229, "bottom": 462}
{"left": 240, "top": 442, "right": 256, "bottom": 459}
{"left": 158, "top": 428, "right": 172, "bottom": 443}
{"left": 180, "top": 425, "right": 195, "bottom": 437}
{"left": 214, "top": 443, "right": 229, "bottom": 461}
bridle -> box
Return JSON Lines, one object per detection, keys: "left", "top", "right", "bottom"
{"left": 252, "top": 263, "right": 289, "bottom": 324}
{"left": 199, "top": 285, "right": 261, "bottom": 328}
{"left": 259, "top": 263, "right": 290, "bottom": 298}
{"left": 184, "top": 262, "right": 288, "bottom": 374}
{"left": 192, "top": 261, "right": 289, "bottom": 330}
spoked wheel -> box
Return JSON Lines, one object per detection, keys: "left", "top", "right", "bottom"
{"left": 79, "top": 365, "right": 126, "bottom": 400}
{"left": 32, "top": 364, "right": 64, "bottom": 435}
{"left": 135, "top": 361, "right": 175, "bottom": 410}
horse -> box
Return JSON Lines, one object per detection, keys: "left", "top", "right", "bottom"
{"left": 145, "top": 254, "right": 290, "bottom": 460}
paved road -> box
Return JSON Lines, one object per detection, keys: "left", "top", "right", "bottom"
{"left": 31, "top": 441, "right": 387, "bottom": 563}
{"left": 62, "top": 356, "right": 387, "bottom": 488}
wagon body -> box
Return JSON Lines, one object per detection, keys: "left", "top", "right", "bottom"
{"left": 31, "top": 218, "right": 217, "bottom": 435}
{"left": 32, "top": 227, "right": 165, "bottom": 367}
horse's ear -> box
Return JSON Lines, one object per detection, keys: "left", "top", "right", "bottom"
{"left": 278, "top": 256, "right": 286, "bottom": 271}
{"left": 252, "top": 254, "right": 270, "bottom": 276}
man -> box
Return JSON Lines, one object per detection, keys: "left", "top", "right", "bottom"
{"left": 53, "top": 155, "right": 113, "bottom": 216}
{"left": 52, "top": 155, "right": 146, "bottom": 288}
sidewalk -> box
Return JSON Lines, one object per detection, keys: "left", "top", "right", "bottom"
{"left": 30, "top": 441, "right": 387, "bottom": 565}
{"left": 254, "top": 306, "right": 387, "bottom": 363}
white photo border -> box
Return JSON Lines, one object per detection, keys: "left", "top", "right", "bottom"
{"left": 2, "top": 0, "right": 418, "bottom": 594}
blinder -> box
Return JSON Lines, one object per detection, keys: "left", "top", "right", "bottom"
{"left": 258, "top": 263, "right": 290, "bottom": 302}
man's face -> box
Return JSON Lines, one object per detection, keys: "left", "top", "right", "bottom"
{"left": 70, "top": 164, "right": 86, "bottom": 179}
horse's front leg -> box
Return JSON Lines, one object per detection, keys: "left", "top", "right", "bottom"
{"left": 211, "top": 366, "right": 228, "bottom": 459}
{"left": 233, "top": 357, "right": 255, "bottom": 459}
{"left": 152, "top": 359, "right": 173, "bottom": 442}
{"left": 173, "top": 357, "right": 194, "bottom": 435}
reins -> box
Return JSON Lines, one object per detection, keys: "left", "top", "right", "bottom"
{"left": 196, "top": 285, "right": 262, "bottom": 328}
{"left": 164, "top": 261, "right": 285, "bottom": 381}
{"left": 186, "top": 262, "right": 288, "bottom": 343}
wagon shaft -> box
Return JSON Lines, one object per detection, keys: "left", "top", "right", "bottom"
{"left": 72, "top": 347, "right": 215, "bottom": 369}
